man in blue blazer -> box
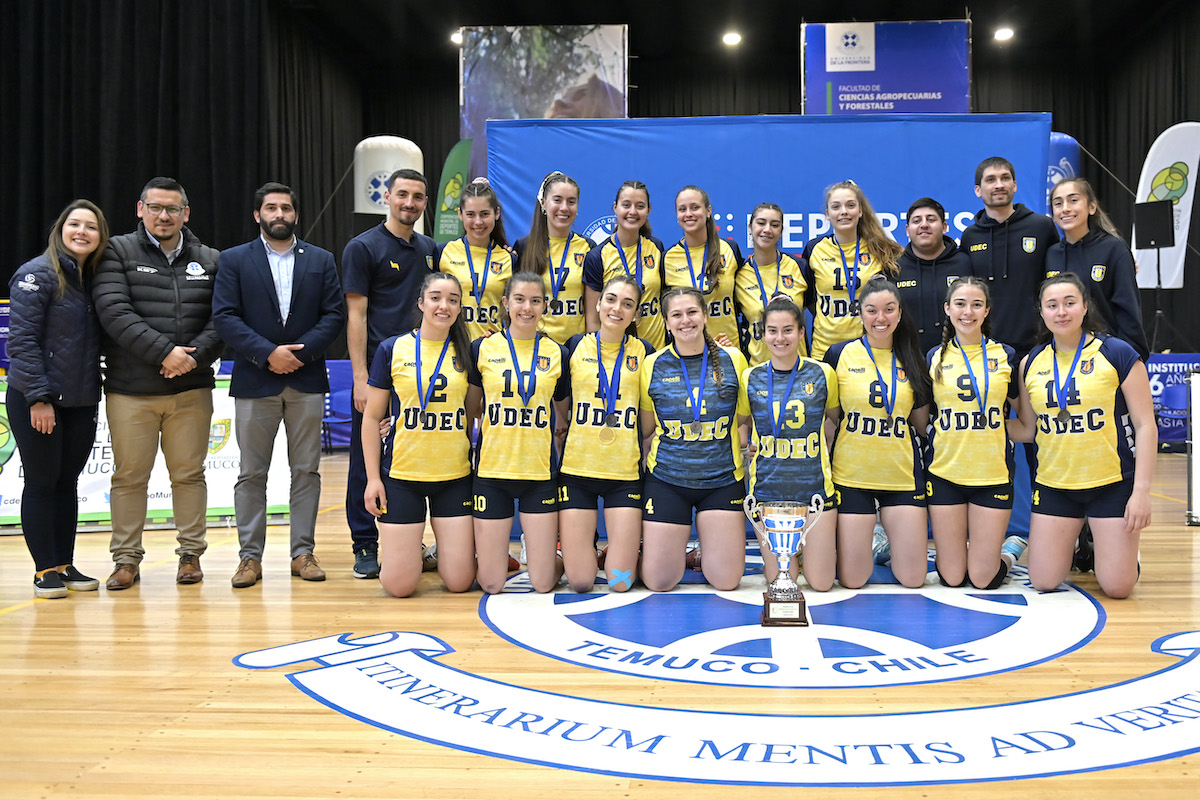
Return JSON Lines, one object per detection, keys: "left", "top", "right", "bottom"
{"left": 213, "top": 182, "right": 345, "bottom": 588}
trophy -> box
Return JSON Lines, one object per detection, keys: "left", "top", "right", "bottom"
{"left": 744, "top": 494, "right": 824, "bottom": 627}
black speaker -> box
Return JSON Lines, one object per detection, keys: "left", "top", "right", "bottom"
{"left": 1134, "top": 200, "right": 1175, "bottom": 249}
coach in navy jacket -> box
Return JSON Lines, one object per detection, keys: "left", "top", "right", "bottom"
{"left": 212, "top": 182, "right": 345, "bottom": 587}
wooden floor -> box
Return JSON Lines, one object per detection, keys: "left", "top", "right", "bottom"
{"left": 1, "top": 452, "right": 1198, "bottom": 799}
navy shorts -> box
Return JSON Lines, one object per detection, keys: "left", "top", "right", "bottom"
{"left": 473, "top": 476, "right": 558, "bottom": 520}
{"left": 642, "top": 472, "right": 745, "bottom": 525}
{"left": 926, "top": 473, "right": 1014, "bottom": 510}
{"left": 835, "top": 483, "right": 926, "bottom": 515}
{"left": 378, "top": 475, "right": 472, "bottom": 524}
{"left": 558, "top": 473, "right": 643, "bottom": 510}
{"left": 1032, "top": 478, "right": 1132, "bottom": 519}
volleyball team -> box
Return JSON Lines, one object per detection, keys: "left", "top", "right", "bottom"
{"left": 360, "top": 158, "right": 1156, "bottom": 602}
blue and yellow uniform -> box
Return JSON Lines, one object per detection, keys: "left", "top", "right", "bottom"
{"left": 513, "top": 233, "right": 594, "bottom": 344}
{"left": 926, "top": 340, "right": 1018, "bottom": 487}
{"left": 562, "top": 333, "right": 654, "bottom": 482}
{"left": 825, "top": 338, "right": 924, "bottom": 493}
{"left": 742, "top": 358, "right": 837, "bottom": 502}
{"left": 662, "top": 239, "right": 742, "bottom": 346}
{"left": 1022, "top": 334, "right": 1139, "bottom": 490}
{"left": 582, "top": 235, "right": 666, "bottom": 350}
{"left": 436, "top": 238, "right": 513, "bottom": 341}
{"left": 734, "top": 252, "right": 808, "bottom": 365}
{"left": 804, "top": 236, "right": 886, "bottom": 359}
{"left": 640, "top": 342, "right": 750, "bottom": 488}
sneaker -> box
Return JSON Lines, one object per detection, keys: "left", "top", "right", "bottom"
{"left": 291, "top": 553, "right": 326, "bottom": 582}
{"left": 1001, "top": 536, "right": 1028, "bottom": 565}
{"left": 518, "top": 533, "right": 528, "bottom": 565}
{"left": 176, "top": 554, "right": 204, "bottom": 584}
{"left": 422, "top": 543, "right": 438, "bottom": 572}
{"left": 57, "top": 565, "right": 100, "bottom": 592}
{"left": 872, "top": 525, "right": 891, "bottom": 565}
{"left": 231, "top": 557, "right": 263, "bottom": 588}
{"left": 34, "top": 571, "right": 68, "bottom": 599}
{"left": 1072, "top": 526, "right": 1095, "bottom": 573}
{"left": 684, "top": 542, "right": 702, "bottom": 571}
{"left": 106, "top": 563, "right": 140, "bottom": 591}
{"left": 353, "top": 548, "right": 380, "bottom": 579}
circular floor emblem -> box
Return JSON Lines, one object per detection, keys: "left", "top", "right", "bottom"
{"left": 481, "top": 566, "right": 1104, "bottom": 689}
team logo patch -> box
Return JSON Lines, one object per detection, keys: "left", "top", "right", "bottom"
{"left": 536, "top": 355, "right": 551, "bottom": 372}
{"left": 426, "top": 255, "right": 434, "bottom": 269}
{"left": 625, "top": 355, "right": 639, "bottom": 371}
{"left": 804, "top": 382, "right": 816, "bottom": 395}
{"left": 1081, "top": 358, "right": 1095, "bottom": 375}
{"left": 988, "top": 358, "right": 999, "bottom": 372}
{"left": 208, "top": 419, "right": 231, "bottom": 454}
{"left": 490, "top": 261, "right": 504, "bottom": 275}
{"left": 451, "top": 356, "right": 464, "bottom": 373}
{"left": 947, "top": 275, "right": 958, "bottom": 286}
{"left": 643, "top": 254, "right": 656, "bottom": 269}
{"left": 897, "top": 368, "right": 907, "bottom": 381}
{"left": 1091, "top": 264, "right": 1107, "bottom": 282}
{"left": 185, "top": 261, "right": 205, "bottom": 276}
{"left": 858, "top": 253, "right": 870, "bottom": 266}
{"left": 575, "top": 253, "right": 585, "bottom": 266}
{"left": 1022, "top": 237, "right": 1037, "bottom": 253}
{"left": 16, "top": 273, "right": 38, "bottom": 292}
{"left": 782, "top": 275, "right": 795, "bottom": 289}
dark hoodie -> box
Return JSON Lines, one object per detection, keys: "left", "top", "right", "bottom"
{"left": 896, "top": 234, "right": 974, "bottom": 355}
{"left": 1045, "top": 227, "right": 1149, "bottom": 360}
{"left": 960, "top": 204, "right": 1059, "bottom": 358}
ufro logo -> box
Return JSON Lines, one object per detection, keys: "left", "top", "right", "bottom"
{"left": 1148, "top": 162, "right": 1189, "bottom": 204}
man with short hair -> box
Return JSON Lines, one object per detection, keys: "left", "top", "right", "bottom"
{"left": 341, "top": 169, "right": 436, "bottom": 578}
{"left": 213, "top": 182, "right": 345, "bottom": 588}
{"left": 896, "top": 197, "right": 974, "bottom": 355}
{"left": 94, "top": 177, "right": 222, "bottom": 589}
{"left": 960, "top": 157, "right": 1059, "bottom": 359}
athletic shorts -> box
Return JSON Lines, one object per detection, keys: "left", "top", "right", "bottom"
{"left": 558, "top": 473, "right": 643, "bottom": 510}
{"left": 1032, "top": 478, "right": 1132, "bottom": 519}
{"left": 835, "top": 483, "right": 926, "bottom": 515}
{"left": 379, "top": 475, "right": 472, "bottom": 525}
{"left": 473, "top": 476, "right": 558, "bottom": 520}
{"left": 926, "top": 473, "right": 1014, "bottom": 510}
{"left": 642, "top": 472, "right": 745, "bottom": 525}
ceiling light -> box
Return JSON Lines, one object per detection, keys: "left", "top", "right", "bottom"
{"left": 994, "top": 28, "right": 1014, "bottom": 41}
{"left": 450, "top": 30, "right": 463, "bottom": 45}
{"left": 722, "top": 31, "right": 742, "bottom": 46}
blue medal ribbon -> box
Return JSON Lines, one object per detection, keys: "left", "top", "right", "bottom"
{"left": 1052, "top": 334, "right": 1087, "bottom": 416}
{"left": 595, "top": 332, "right": 626, "bottom": 423}
{"left": 749, "top": 251, "right": 782, "bottom": 312}
{"left": 505, "top": 331, "right": 541, "bottom": 408}
{"left": 838, "top": 237, "right": 862, "bottom": 307}
{"left": 414, "top": 331, "right": 452, "bottom": 413}
{"left": 862, "top": 336, "right": 898, "bottom": 416}
{"left": 462, "top": 236, "right": 493, "bottom": 308}
{"left": 956, "top": 336, "right": 990, "bottom": 417}
{"left": 768, "top": 358, "right": 801, "bottom": 438}
{"left": 675, "top": 343, "right": 710, "bottom": 429}
{"left": 614, "top": 234, "right": 643, "bottom": 286}
{"left": 683, "top": 241, "right": 709, "bottom": 292}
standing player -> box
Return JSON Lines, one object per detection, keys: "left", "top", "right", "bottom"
{"left": 468, "top": 272, "right": 571, "bottom": 594}
{"left": 804, "top": 180, "right": 903, "bottom": 359}
{"left": 437, "top": 180, "right": 514, "bottom": 342}
{"left": 926, "top": 278, "right": 1022, "bottom": 589}
{"left": 741, "top": 296, "right": 838, "bottom": 592}
{"left": 513, "top": 171, "right": 594, "bottom": 344}
{"left": 1009, "top": 273, "right": 1156, "bottom": 599}
{"left": 362, "top": 272, "right": 476, "bottom": 598}
{"left": 825, "top": 278, "right": 931, "bottom": 589}
{"left": 896, "top": 197, "right": 974, "bottom": 355}
{"left": 640, "top": 286, "right": 750, "bottom": 593}
{"left": 662, "top": 186, "right": 743, "bottom": 346}
{"left": 582, "top": 181, "right": 667, "bottom": 349}
{"left": 560, "top": 275, "right": 653, "bottom": 593}
{"left": 342, "top": 168, "right": 436, "bottom": 579}
{"left": 735, "top": 203, "right": 808, "bottom": 365}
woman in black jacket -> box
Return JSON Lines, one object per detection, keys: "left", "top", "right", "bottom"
{"left": 6, "top": 200, "right": 109, "bottom": 598}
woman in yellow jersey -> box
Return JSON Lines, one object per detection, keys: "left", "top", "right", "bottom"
{"left": 926, "top": 277, "right": 1022, "bottom": 590}
{"left": 735, "top": 203, "right": 808, "bottom": 365}
{"left": 363, "top": 272, "right": 476, "bottom": 598}
{"left": 582, "top": 180, "right": 666, "bottom": 349}
{"left": 560, "top": 275, "right": 654, "bottom": 593}
{"left": 436, "top": 180, "right": 513, "bottom": 341}
{"left": 824, "top": 277, "right": 931, "bottom": 589}
{"left": 468, "top": 271, "right": 571, "bottom": 594}
{"left": 662, "top": 186, "right": 743, "bottom": 347}
{"left": 804, "top": 180, "right": 903, "bottom": 359}
{"left": 640, "top": 287, "right": 750, "bottom": 593}
{"left": 1009, "top": 273, "right": 1156, "bottom": 599}
{"left": 741, "top": 296, "right": 838, "bottom": 591}
{"left": 513, "top": 171, "right": 594, "bottom": 344}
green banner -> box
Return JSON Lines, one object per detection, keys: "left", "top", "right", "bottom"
{"left": 433, "top": 138, "right": 472, "bottom": 243}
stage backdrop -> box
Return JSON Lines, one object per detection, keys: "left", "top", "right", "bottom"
{"left": 488, "top": 114, "right": 1052, "bottom": 252}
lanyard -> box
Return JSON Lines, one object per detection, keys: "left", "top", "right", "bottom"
{"left": 956, "top": 336, "right": 990, "bottom": 416}
{"left": 768, "top": 358, "right": 801, "bottom": 438}
{"left": 675, "top": 344, "right": 709, "bottom": 427}
{"left": 862, "top": 336, "right": 898, "bottom": 416}
{"left": 595, "top": 333, "right": 626, "bottom": 420}
{"left": 462, "top": 236, "right": 493, "bottom": 307}
{"left": 504, "top": 331, "right": 541, "bottom": 408}
{"left": 683, "top": 241, "right": 709, "bottom": 292}
{"left": 838, "top": 237, "right": 862, "bottom": 306}
{"left": 749, "top": 251, "right": 782, "bottom": 311}
{"left": 614, "top": 234, "right": 643, "bottom": 286}
{"left": 1052, "top": 335, "right": 1087, "bottom": 416}
{"left": 548, "top": 232, "right": 573, "bottom": 302}
{"left": 414, "top": 331, "right": 452, "bottom": 413}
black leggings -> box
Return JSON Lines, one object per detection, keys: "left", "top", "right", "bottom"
{"left": 6, "top": 387, "right": 97, "bottom": 571}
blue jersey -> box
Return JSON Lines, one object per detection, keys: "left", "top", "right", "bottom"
{"left": 341, "top": 223, "right": 435, "bottom": 355}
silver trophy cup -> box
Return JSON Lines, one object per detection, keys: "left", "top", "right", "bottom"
{"left": 744, "top": 494, "right": 825, "bottom": 626}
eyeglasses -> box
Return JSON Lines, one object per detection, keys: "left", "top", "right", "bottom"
{"left": 144, "top": 203, "right": 185, "bottom": 218}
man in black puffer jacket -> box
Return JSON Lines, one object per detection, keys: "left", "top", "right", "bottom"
{"left": 93, "top": 177, "right": 222, "bottom": 591}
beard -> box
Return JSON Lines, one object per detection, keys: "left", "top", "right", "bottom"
{"left": 262, "top": 218, "right": 297, "bottom": 241}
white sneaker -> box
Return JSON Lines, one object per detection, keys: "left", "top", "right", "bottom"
{"left": 422, "top": 542, "right": 438, "bottom": 572}
{"left": 872, "top": 525, "right": 891, "bottom": 565}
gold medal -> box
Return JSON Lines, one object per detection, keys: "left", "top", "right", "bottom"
{"left": 598, "top": 426, "right": 617, "bottom": 445}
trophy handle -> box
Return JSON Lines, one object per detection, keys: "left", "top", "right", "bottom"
{"left": 806, "top": 493, "right": 825, "bottom": 530}
{"left": 743, "top": 494, "right": 766, "bottom": 538}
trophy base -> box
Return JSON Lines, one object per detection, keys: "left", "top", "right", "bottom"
{"left": 762, "top": 592, "right": 808, "bottom": 627}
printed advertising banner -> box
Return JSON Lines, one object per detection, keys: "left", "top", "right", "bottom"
{"left": 802, "top": 21, "right": 970, "bottom": 115}
{"left": 488, "top": 114, "right": 1051, "bottom": 253}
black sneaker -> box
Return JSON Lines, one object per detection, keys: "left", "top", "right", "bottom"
{"left": 1072, "top": 525, "right": 1095, "bottom": 573}
{"left": 353, "top": 548, "right": 380, "bottom": 579}
{"left": 34, "top": 571, "right": 69, "bottom": 599}
{"left": 57, "top": 565, "right": 100, "bottom": 591}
